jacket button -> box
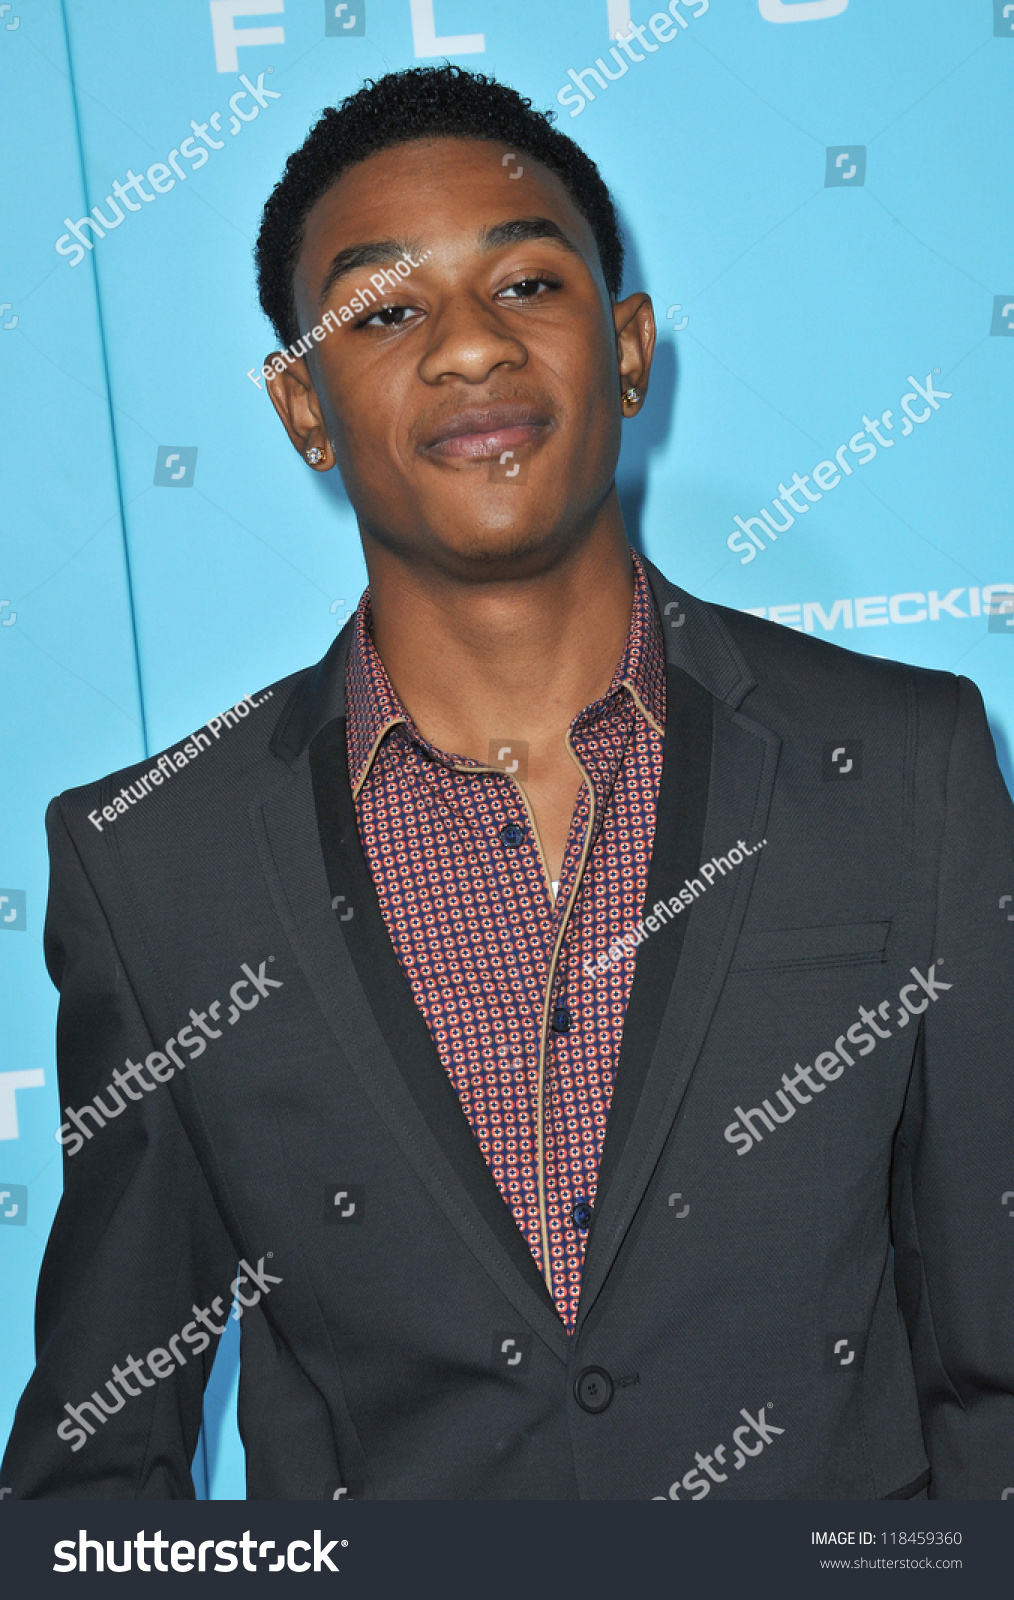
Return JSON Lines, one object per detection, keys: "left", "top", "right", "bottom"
{"left": 551, "top": 1005, "right": 573, "bottom": 1033}
{"left": 571, "top": 1200, "right": 593, "bottom": 1231}
{"left": 574, "top": 1366, "right": 614, "bottom": 1414}
{"left": 499, "top": 822, "right": 524, "bottom": 849}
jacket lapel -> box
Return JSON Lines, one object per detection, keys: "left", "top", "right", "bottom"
{"left": 574, "top": 565, "right": 782, "bottom": 1328}
{"left": 309, "top": 716, "right": 560, "bottom": 1318}
{"left": 253, "top": 726, "right": 568, "bottom": 1360}
{"left": 592, "top": 665, "right": 712, "bottom": 1215}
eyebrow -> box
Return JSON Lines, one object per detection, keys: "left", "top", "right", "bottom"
{"left": 476, "top": 216, "right": 583, "bottom": 259}
{"left": 317, "top": 217, "right": 582, "bottom": 305}
{"left": 318, "top": 239, "right": 421, "bottom": 305}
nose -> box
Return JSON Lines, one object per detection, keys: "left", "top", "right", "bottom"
{"left": 416, "top": 292, "right": 527, "bottom": 387}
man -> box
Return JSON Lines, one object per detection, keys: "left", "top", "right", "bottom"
{"left": 4, "top": 65, "right": 1012, "bottom": 1500}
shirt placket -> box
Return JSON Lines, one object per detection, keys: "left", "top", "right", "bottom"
{"left": 533, "top": 701, "right": 635, "bottom": 1322}
{"left": 422, "top": 751, "right": 559, "bottom": 1279}
{"left": 437, "top": 744, "right": 599, "bottom": 1307}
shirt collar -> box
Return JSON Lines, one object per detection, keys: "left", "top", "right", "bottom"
{"left": 575, "top": 547, "right": 665, "bottom": 739}
{"left": 345, "top": 548, "right": 666, "bottom": 797}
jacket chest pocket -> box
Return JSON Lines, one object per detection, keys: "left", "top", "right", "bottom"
{"left": 731, "top": 919, "right": 891, "bottom": 975}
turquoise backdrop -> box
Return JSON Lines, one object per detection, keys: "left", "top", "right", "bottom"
{"left": 1, "top": 0, "right": 1011, "bottom": 1496}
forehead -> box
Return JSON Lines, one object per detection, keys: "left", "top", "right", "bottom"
{"left": 295, "top": 136, "right": 600, "bottom": 281}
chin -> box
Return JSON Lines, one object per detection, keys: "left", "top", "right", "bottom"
{"left": 431, "top": 518, "right": 573, "bottom": 577}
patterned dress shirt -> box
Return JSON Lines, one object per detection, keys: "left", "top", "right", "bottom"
{"left": 346, "top": 550, "right": 666, "bottom": 1329}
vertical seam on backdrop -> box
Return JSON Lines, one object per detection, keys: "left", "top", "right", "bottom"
{"left": 58, "top": 0, "right": 150, "bottom": 757}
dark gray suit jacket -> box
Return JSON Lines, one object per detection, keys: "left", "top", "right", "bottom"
{"left": 4, "top": 559, "right": 1013, "bottom": 1499}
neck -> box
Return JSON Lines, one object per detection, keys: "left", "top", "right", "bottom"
{"left": 362, "top": 500, "right": 636, "bottom": 762}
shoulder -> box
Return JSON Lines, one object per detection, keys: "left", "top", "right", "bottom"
{"left": 50, "top": 666, "right": 311, "bottom": 846}
{"left": 644, "top": 555, "right": 963, "bottom": 733}
{"left": 703, "top": 599, "right": 963, "bottom": 739}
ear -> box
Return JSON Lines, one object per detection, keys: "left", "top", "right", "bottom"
{"left": 613, "top": 293, "right": 656, "bottom": 413}
{"left": 262, "top": 351, "right": 334, "bottom": 469}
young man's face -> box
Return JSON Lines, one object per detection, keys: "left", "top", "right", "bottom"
{"left": 269, "top": 136, "right": 655, "bottom": 579}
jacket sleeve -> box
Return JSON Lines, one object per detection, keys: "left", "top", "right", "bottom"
{"left": 0, "top": 798, "right": 238, "bottom": 1498}
{"left": 891, "top": 674, "right": 1014, "bottom": 1500}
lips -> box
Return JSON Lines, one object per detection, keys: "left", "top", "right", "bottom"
{"left": 419, "top": 403, "right": 552, "bottom": 461}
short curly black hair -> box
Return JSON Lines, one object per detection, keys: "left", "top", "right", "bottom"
{"left": 255, "top": 64, "right": 624, "bottom": 348}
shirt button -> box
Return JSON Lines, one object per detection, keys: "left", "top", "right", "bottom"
{"left": 571, "top": 1200, "right": 593, "bottom": 1231}
{"left": 551, "top": 1005, "right": 573, "bottom": 1033}
{"left": 499, "top": 822, "right": 524, "bottom": 849}
{"left": 574, "top": 1367, "right": 614, "bottom": 1414}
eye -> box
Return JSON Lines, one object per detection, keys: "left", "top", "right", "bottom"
{"left": 497, "top": 275, "right": 559, "bottom": 301}
{"left": 357, "top": 303, "right": 419, "bottom": 329}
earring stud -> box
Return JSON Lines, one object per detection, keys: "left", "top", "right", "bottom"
{"left": 622, "top": 387, "right": 640, "bottom": 406}
{"left": 305, "top": 446, "right": 324, "bottom": 465}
